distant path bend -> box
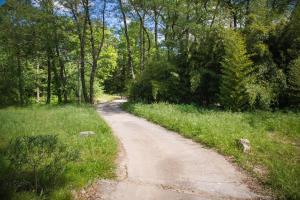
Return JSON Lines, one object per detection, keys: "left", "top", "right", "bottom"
{"left": 94, "top": 100, "right": 259, "bottom": 200}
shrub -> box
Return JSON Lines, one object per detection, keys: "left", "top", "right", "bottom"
{"left": 219, "top": 30, "right": 253, "bottom": 111}
{"left": 129, "top": 58, "right": 180, "bottom": 103}
{"left": 2, "top": 135, "right": 79, "bottom": 196}
{"left": 288, "top": 57, "right": 300, "bottom": 106}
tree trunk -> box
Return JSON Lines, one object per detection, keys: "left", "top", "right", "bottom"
{"left": 86, "top": 0, "right": 106, "bottom": 104}
{"left": 119, "top": 0, "right": 135, "bottom": 79}
{"left": 52, "top": 59, "right": 62, "bottom": 103}
{"left": 36, "top": 63, "right": 40, "bottom": 103}
{"left": 70, "top": 3, "right": 89, "bottom": 103}
{"left": 55, "top": 44, "right": 68, "bottom": 103}
{"left": 46, "top": 53, "right": 52, "bottom": 104}
{"left": 79, "top": 41, "right": 89, "bottom": 103}
{"left": 233, "top": 12, "right": 237, "bottom": 28}
{"left": 77, "top": 59, "right": 81, "bottom": 104}
{"left": 17, "top": 51, "right": 24, "bottom": 105}
{"left": 141, "top": 13, "right": 145, "bottom": 72}
{"left": 139, "top": 18, "right": 143, "bottom": 73}
{"left": 154, "top": 9, "right": 158, "bottom": 53}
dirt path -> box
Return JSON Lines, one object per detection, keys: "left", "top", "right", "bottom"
{"left": 92, "top": 100, "right": 260, "bottom": 200}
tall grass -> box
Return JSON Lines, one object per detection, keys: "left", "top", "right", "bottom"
{"left": 0, "top": 104, "right": 117, "bottom": 199}
{"left": 124, "top": 102, "right": 300, "bottom": 199}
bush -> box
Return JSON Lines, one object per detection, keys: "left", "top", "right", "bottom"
{"left": 129, "top": 58, "right": 180, "bottom": 103}
{"left": 2, "top": 135, "right": 79, "bottom": 196}
{"left": 219, "top": 30, "right": 253, "bottom": 111}
{"left": 288, "top": 57, "right": 300, "bottom": 106}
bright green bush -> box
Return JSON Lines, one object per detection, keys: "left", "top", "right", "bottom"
{"left": 129, "top": 58, "right": 180, "bottom": 103}
{"left": 219, "top": 30, "right": 253, "bottom": 111}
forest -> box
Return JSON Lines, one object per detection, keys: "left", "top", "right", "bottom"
{"left": 0, "top": 0, "right": 299, "bottom": 110}
{"left": 0, "top": 0, "right": 300, "bottom": 199}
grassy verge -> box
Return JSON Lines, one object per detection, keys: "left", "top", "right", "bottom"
{"left": 124, "top": 102, "right": 300, "bottom": 199}
{"left": 0, "top": 104, "right": 117, "bottom": 199}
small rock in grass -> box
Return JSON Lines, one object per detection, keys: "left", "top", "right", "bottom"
{"left": 80, "top": 131, "right": 96, "bottom": 137}
{"left": 237, "top": 138, "right": 251, "bottom": 153}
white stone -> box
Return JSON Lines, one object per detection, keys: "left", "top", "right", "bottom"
{"left": 80, "top": 131, "right": 96, "bottom": 137}
{"left": 238, "top": 138, "right": 251, "bottom": 153}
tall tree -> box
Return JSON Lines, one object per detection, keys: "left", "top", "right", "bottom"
{"left": 83, "top": 0, "right": 107, "bottom": 103}
{"left": 119, "top": 0, "right": 135, "bottom": 79}
{"left": 219, "top": 30, "right": 253, "bottom": 110}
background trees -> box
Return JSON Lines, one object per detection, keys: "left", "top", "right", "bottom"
{"left": 108, "top": 0, "right": 299, "bottom": 110}
{"left": 0, "top": 0, "right": 117, "bottom": 105}
{"left": 0, "top": 0, "right": 299, "bottom": 110}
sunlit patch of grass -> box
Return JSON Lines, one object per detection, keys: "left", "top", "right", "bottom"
{"left": 0, "top": 104, "right": 117, "bottom": 199}
{"left": 95, "top": 94, "right": 121, "bottom": 103}
{"left": 123, "top": 102, "right": 300, "bottom": 199}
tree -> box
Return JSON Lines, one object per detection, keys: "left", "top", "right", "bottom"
{"left": 219, "top": 30, "right": 253, "bottom": 110}
{"left": 119, "top": 0, "right": 135, "bottom": 79}
{"left": 83, "top": 0, "right": 107, "bottom": 103}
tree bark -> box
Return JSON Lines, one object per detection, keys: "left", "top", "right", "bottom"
{"left": 55, "top": 44, "right": 67, "bottom": 103}
{"left": 119, "top": 0, "right": 135, "bottom": 79}
{"left": 85, "top": 0, "right": 106, "bottom": 104}
{"left": 233, "top": 13, "right": 237, "bottom": 28}
{"left": 36, "top": 63, "right": 40, "bottom": 103}
{"left": 17, "top": 50, "right": 24, "bottom": 105}
{"left": 46, "top": 53, "right": 52, "bottom": 104}
{"left": 70, "top": 3, "right": 89, "bottom": 103}
{"left": 139, "top": 17, "right": 143, "bottom": 73}
{"left": 154, "top": 9, "right": 158, "bottom": 53}
{"left": 52, "top": 58, "right": 62, "bottom": 103}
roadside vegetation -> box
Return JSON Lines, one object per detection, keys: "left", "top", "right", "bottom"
{"left": 0, "top": 105, "right": 117, "bottom": 200}
{"left": 124, "top": 102, "right": 300, "bottom": 199}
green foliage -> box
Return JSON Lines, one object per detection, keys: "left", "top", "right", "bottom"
{"left": 129, "top": 58, "right": 180, "bottom": 102}
{"left": 288, "top": 57, "right": 300, "bottom": 106}
{"left": 4, "top": 135, "right": 78, "bottom": 195}
{"left": 189, "top": 27, "right": 225, "bottom": 105}
{"left": 124, "top": 102, "right": 300, "bottom": 199}
{"left": 219, "top": 30, "right": 253, "bottom": 111}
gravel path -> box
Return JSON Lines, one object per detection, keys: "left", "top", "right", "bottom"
{"left": 91, "top": 100, "right": 260, "bottom": 200}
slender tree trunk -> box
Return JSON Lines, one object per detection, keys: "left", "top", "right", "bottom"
{"left": 46, "top": 53, "right": 52, "bottom": 104}
{"left": 52, "top": 59, "right": 62, "bottom": 103}
{"left": 131, "top": 2, "right": 151, "bottom": 54}
{"left": 139, "top": 19, "right": 143, "bottom": 73}
{"left": 79, "top": 41, "right": 88, "bottom": 102}
{"left": 17, "top": 51, "right": 24, "bottom": 105}
{"left": 70, "top": 4, "right": 89, "bottom": 103}
{"left": 154, "top": 9, "right": 158, "bottom": 53}
{"left": 55, "top": 44, "right": 67, "bottom": 103}
{"left": 233, "top": 12, "right": 237, "bottom": 28}
{"left": 77, "top": 59, "right": 81, "bottom": 104}
{"left": 36, "top": 62, "right": 40, "bottom": 103}
{"left": 119, "top": 0, "right": 135, "bottom": 79}
{"left": 85, "top": 0, "right": 97, "bottom": 104}
{"left": 141, "top": 13, "right": 145, "bottom": 71}
{"left": 86, "top": 0, "right": 106, "bottom": 104}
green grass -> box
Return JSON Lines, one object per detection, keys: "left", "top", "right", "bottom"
{"left": 124, "top": 102, "right": 300, "bottom": 199}
{"left": 0, "top": 104, "right": 117, "bottom": 199}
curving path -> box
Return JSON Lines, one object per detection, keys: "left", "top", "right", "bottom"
{"left": 93, "top": 100, "right": 260, "bottom": 200}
